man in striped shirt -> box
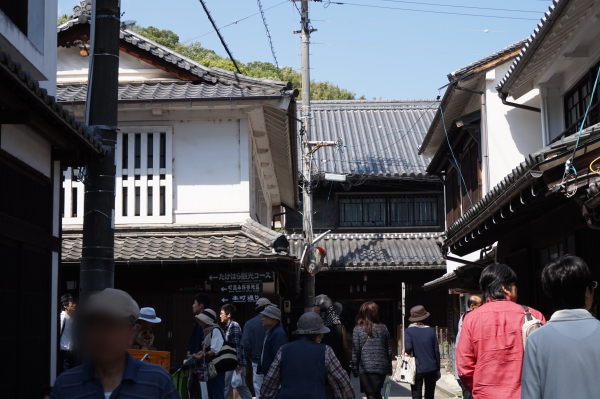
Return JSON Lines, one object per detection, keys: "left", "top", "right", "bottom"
{"left": 220, "top": 304, "right": 252, "bottom": 399}
{"left": 50, "top": 289, "right": 179, "bottom": 399}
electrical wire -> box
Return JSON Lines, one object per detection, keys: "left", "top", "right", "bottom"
{"left": 311, "top": 42, "right": 487, "bottom": 56}
{"left": 183, "top": 0, "right": 288, "bottom": 43}
{"left": 322, "top": 1, "right": 540, "bottom": 21}
{"left": 561, "top": 66, "right": 600, "bottom": 196}
{"left": 312, "top": 19, "right": 529, "bottom": 34}
{"left": 375, "top": 0, "right": 544, "bottom": 14}
{"left": 590, "top": 156, "right": 600, "bottom": 176}
{"left": 257, "top": 0, "right": 282, "bottom": 78}
{"left": 440, "top": 104, "right": 473, "bottom": 207}
{"left": 196, "top": 0, "right": 242, "bottom": 73}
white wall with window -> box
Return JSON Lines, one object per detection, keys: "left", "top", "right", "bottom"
{"left": 62, "top": 118, "right": 274, "bottom": 226}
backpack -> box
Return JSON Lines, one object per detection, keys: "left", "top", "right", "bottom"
{"left": 521, "top": 305, "right": 543, "bottom": 347}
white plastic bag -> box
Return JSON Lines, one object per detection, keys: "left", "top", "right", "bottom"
{"left": 231, "top": 370, "right": 242, "bottom": 388}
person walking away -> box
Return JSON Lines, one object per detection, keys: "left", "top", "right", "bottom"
{"left": 316, "top": 295, "right": 350, "bottom": 374}
{"left": 242, "top": 297, "right": 271, "bottom": 399}
{"left": 59, "top": 293, "right": 76, "bottom": 374}
{"left": 132, "top": 307, "right": 162, "bottom": 350}
{"left": 522, "top": 255, "right": 600, "bottom": 399}
{"left": 260, "top": 312, "right": 355, "bottom": 399}
{"left": 257, "top": 306, "right": 287, "bottom": 377}
{"left": 193, "top": 309, "right": 226, "bottom": 399}
{"left": 351, "top": 301, "right": 393, "bottom": 399}
{"left": 220, "top": 304, "right": 252, "bottom": 399}
{"left": 405, "top": 305, "right": 441, "bottom": 399}
{"left": 453, "top": 295, "right": 482, "bottom": 399}
{"left": 457, "top": 264, "right": 546, "bottom": 399}
{"left": 188, "top": 293, "right": 210, "bottom": 399}
{"left": 50, "top": 288, "right": 178, "bottom": 399}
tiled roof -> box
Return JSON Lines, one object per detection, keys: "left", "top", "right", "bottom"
{"left": 287, "top": 233, "right": 445, "bottom": 271}
{"left": 0, "top": 47, "right": 103, "bottom": 154}
{"left": 62, "top": 219, "right": 292, "bottom": 262}
{"left": 496, "top": 0, "right": 594, "bottom": 93}
{"left": 58, "top": 6, "right": 293, "bottom": 94}
{"left": 307, "top": 100, "right": 438, "bottom": 178}
{"left": 56, "top": 81, "right": 286, "bottom": 102}
{"left": 450, "top": 39, "right": 528, "bottom": 78}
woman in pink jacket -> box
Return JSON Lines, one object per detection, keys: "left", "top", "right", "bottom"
{"left": 456, "top": 264, "right": 545, "bottom": 399}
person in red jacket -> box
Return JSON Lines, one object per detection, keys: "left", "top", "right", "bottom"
{"left": 456, "top": 264, "right": 545, "bottom": 399}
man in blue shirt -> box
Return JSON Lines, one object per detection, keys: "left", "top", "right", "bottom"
{"left": 50, "top": 288, "right": 178, "bottom": 399}
{"left": 242, "top": 297, "right": 271, "bottom": 399}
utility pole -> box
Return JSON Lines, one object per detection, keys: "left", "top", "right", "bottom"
{"left": 80, "top": 0, "right": 121, "bottom": 296}
{"left": 300, "top": 0, "right": 315, "bottom": 313}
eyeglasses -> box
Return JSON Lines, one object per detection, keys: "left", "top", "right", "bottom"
{"left": 592, "top": 281, "right": 598, "bottom": 289}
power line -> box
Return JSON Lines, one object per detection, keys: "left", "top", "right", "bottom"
{"left": 257, "top": 0, "right": 282, "bottom": 78}
{"left": 322, "top": 1, "right": 540, "bottom": 21}
{"left": 183, "top": 0, "right": 288, "bottom": 43}
{"left": 313, "top": 19, "right": 529, "bottom": 34}
{"left": 376, "top": 0, "right": 544, "bottom": 14}
{"left": 312, "top": 41, "right": 487, "bottom": 56}
{"left": 440, "top": 104, "right": 473, "bottom": 207}
{"left": 196, "top": 0, "right": 242, "bottom": 73}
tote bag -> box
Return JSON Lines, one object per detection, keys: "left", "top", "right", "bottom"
{"left": 211, "top": 328, "right": 239, "bottom": 374}
{"left": 393, "top": 353, "right": 416, "bottom": 385}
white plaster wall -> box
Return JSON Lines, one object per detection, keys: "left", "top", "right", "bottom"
{"left": 485, "top": 64, "right": 543, "bottom": 190}
{"left": 0, "top": 0, "right": 58, "bottom": 93}
{"left": 57, "top": 46, "right": 173, "bottom": 83}
{"left": 1, "top": 124, "right": 51, "bottom": 177}
{"left": 172, "top": 119, "right": 253, "bottom": 224}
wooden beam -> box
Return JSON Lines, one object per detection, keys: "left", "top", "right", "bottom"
{"left": 0, "top": 213, "right": 60, "bottom": 252}
{"left": 0, "top": 109, "right": 30, "bottom": 124}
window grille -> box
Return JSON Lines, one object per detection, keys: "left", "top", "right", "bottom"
{"left": 339, "top": 194, "right": 439, "bottom": 228}
{"left": 63, "top": 126, "right": 173, "bottom": 224}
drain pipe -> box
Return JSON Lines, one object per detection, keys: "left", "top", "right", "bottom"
{"left": 499, "top": 92, "right": 541, "bottom": 113}
{"left": 455, "top": 85, "right": 490, "bottom": 194}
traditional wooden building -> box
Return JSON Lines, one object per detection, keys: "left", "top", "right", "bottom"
{"left": 424, "top": 0, "right": 600, "bottom": 321}
{"left": 56, "top": 1, "right": 299, "bottom": 368}
{"left": 0, "top": 1, "right": 104, "bottom": 394}
{"left": 284, "top": 100, "right": 448, "bottom": 351}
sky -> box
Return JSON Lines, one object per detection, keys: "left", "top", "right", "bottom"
{"left": 58, "top": 0, "right": 553, "bottom": 100}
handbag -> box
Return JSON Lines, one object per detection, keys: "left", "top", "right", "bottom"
{"left": 393, "top": 353, "right": 416, "bottom": 385}
{"left": 383, "top": 376, "right": 392, "bottom": 399}
{"left": 211, "top": 328, "right": 239, "bottom": 374}
{"left": 207, "top": 362, "right": 218, "bottom": 379}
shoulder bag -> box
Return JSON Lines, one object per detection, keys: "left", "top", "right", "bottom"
{"left": 210, "top": 327, "right": 239, "bottom": 374}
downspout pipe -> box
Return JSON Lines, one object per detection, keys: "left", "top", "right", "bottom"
{"left": 499, "top": 92, "right": 541, "bottom": 113}
{"left": 454, "top": 85, "right": 490, "bottom": 194}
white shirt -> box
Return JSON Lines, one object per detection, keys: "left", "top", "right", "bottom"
{"left": 104, "top": 392, "right": 112, "bottom": 399}
{"left": 60, "top": 311, "right": 73, "bottom": 351}
{"left": 210, "top": 328, "right": 224, "bottom": 354}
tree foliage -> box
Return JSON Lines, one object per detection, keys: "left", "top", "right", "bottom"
{"left": 132, "top": 25, "right": 362, "bottom": 101}
{"left": 58, "top": 14, "right": 70, "bottom": 26}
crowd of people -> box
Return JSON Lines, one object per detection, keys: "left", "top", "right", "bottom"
{"left": 49, "top": 254, "right": 600, "bottom": 399}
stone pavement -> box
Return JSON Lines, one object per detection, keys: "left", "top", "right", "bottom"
{"left": 350, "top": 367, "right": 461, "bottom": 398}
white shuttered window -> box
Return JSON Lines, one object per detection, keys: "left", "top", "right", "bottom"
{"left": 62, "top": 126, "right": 173, "bottom": 224}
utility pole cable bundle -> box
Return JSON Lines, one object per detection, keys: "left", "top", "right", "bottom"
{"left": 300, "top": 0, "right": 315, "bottom": 313}
{"left": 80, "top": 0, "right": 121, "bottom": 296}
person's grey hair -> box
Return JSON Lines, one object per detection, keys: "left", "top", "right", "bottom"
{"left": 305, "top": 333, "right": 324, "bottom": 341}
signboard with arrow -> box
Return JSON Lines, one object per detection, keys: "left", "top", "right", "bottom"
{"left": 217, "top": 283, "right": 263, "bottom": 294}
{"left": 218, "top": 294, "right": 261, "bottom": 304}
{"left": 207, "top": 271, "right": 274, "bottom": 283}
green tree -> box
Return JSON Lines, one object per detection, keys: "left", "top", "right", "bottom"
{"left": 131, "top": 25, "right": 362, "bottom": 101}
{"left": 58, "top": 14, "right": 70, "bottom": 26}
